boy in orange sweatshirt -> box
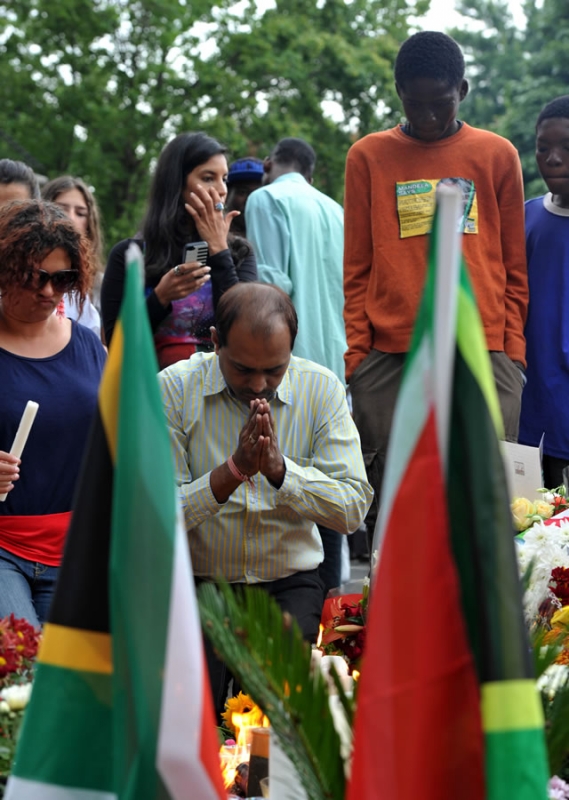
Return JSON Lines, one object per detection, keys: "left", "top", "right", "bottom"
{"left": 344, "top": 31, "right": 528, "bottom": 532}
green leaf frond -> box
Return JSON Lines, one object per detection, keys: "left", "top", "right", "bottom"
{"left": 538, "top": 663, "right": 569, "bottom": 777}
{"left": 198, "top": 581, "right": 348, "bottom": 800}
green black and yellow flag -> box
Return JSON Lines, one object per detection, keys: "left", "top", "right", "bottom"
{"left": 6, "top": 244, "right": 225, "bottom": 800}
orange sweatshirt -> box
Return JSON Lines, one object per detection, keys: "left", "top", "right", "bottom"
{"left": 343, "top": 123, "right": 528, "bottom": 380}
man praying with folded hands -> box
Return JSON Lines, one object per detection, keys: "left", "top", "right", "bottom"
{"left": 158, "top": 282, "right": 372, "bottom": 714}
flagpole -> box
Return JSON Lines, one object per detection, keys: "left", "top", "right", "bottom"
{"left": 432, "top": 183, "right": 462, "bottom": 470}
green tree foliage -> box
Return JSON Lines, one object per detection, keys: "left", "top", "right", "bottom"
{"left": 451, "top": 0, "right": 569, "bottom": 200}
{"left": 0, "top": 0, "right": 221, "bottom": 243}
{"left": 197, "top": 0, "right": 429, "bottom": 201}
{"left": 0, "top": 0, "right": 428, "bottom": 251}
{"left": 450, "top": 0, "right": 523, "bottom": 130}
{"left": 502, "top": 0, "right": 569, "bottom": 199}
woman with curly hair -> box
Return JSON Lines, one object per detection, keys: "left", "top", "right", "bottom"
{"left": 0, "top": 161, "right": 102, "bottom": 337}
{"left": 101, "top": 132, "right": 257, "bottom": 369}
{"left": 0, "top": 200, "right": 106, "bottom": 627}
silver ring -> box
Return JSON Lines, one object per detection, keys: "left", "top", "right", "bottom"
{"left": 214, "top": 202, "right": 224, "bottom": 212}
{"left": 248, "top": 435, "right": 256, "bottom": 444}
{"left": 173, "top": 265, "right": 180, "bottom": 276}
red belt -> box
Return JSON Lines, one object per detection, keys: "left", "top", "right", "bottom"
{"left": 0, "top": 511, "right": 72, "bottom": 567}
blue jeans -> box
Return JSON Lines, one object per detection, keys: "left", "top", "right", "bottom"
{"left": 0, "top": 547, "right": 58, "bottom": 628}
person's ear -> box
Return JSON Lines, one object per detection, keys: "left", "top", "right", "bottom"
{"left": 263, "top": 157, "right": 271, "bottom": 174}
{"left": 395, "top": 81, "right": 402, "bottom": 101}
{"left": 459, "top": 79, "right": 469, "bottom": 102}
{"left": 211, "top": 326, "right": 220, "bottom": 353}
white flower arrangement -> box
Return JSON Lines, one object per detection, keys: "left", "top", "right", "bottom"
{"left": 0, "top": 682, "right": 32, "bottom": 712}
{"left": 516, "top": 519, "right": 569, "bottom": 622}
{"left": 549, "top": 774, "right": 569, "bottom": 799}
{"left": 537, "top": 664, "right": 569, "bottom": 700}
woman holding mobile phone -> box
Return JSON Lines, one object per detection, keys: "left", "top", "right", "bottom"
{"left": 101, "top": 132, "right": 257, "bottom": 369}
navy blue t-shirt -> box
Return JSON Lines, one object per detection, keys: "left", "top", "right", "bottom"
{"left": 0, "top": 321, "right": 106, "bottom": 516}
{"left": 519, "top": 195, "right": 569, "bottom": 459}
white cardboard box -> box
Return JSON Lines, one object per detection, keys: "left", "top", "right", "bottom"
{"left": 501, "top": 440, "right": 543, "bottom": 500}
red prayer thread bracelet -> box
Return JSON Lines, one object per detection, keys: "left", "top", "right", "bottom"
{"left": 227, "top": 455, "right": 255, "bottom": 489}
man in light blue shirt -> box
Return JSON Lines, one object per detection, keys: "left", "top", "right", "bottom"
{"left": 245, "top": 138, "right": 348, "bottom": 592}
{"left": 245, "top": 138, "right": 347, "bottom": 383}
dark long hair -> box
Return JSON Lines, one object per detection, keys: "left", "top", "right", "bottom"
{"left": 142, "top": 132, "right": 227, "bottom": 280}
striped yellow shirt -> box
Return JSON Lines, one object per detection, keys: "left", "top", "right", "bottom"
{"left": 159, "top": 352, "right": 373, "bottom": 582}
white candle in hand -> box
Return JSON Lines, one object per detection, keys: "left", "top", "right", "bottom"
{"left": 0, "top": 401, "right": 39, "bottom": 502}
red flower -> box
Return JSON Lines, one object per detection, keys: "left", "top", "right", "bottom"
{"left": 0, "top": 614, "right": 40, "bottom": 683}
{"left": 550, "top": 567, "right": 569, "bottom": 605}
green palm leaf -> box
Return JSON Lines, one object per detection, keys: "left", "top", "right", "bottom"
{"left": 198, "top": 581, "right": 350, "bottom": 800}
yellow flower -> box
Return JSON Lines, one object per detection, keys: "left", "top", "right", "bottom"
{"left": 511, "top": 497, "right": 536, "bottom": 531}
{"left": 534, "top": 500, "right": 554, "bottom": 520}
{"left": 552, "top": 606, "right": 569, "bottom": 627}
{"left": 221, "top": 692, "right": 264, "bottom": 734}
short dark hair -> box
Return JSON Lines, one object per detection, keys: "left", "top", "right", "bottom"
{"left": 142, "top": 132, "right": 227, "bottom": 278}
{"left": 394, "top": 31, "right": 465, "bottom": 89}
{"left": 537, "top": 96, "right": 569, "bottom": 128}
{"left": 0, "top": 159, "right": 40, "bottom": 199}
{"left": 271, "top": 138, "right": 316, "bottom": 180}
{"left": 215, "top": 283, "right": 298, "bottom": 349}
{"left": 42, "top": 175, "right": 104, "bottom": 269}
{"left": 0, "top": 200, "right": 94, "bottom": 308}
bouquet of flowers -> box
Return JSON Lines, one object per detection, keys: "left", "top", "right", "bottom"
{"left": 544, "top": 607, "right": 569, "bottom": 666}
{"left": 319, "top": 578, "right": 369, "bottom": 673}
{"left": 519, "top": 511, "right": 569, "bottom": 784}
{"left": 512, "top": 486, "right": 569, "bottom": 533}
{"left": 516, "top": 518, "right": 569, "bottom": 623}
{"left": 549, "top": 776, "right": 569, "bottom": 799}
{"left": 0, "top": 615, "right": 40, "bottom": 785}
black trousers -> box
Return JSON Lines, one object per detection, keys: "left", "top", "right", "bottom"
{"left": 317, "top": 525, "right": 343, "bottom": 594}
{"left": 542, "top": 454, "right": 569, "bottom": 490}
{"left": 198, "top": 569, "right": 326, "bottom": 720}
{"left": 350, "top": 348, "right": 523, "bottom": 534}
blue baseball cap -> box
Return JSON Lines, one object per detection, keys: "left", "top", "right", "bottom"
{"left": 227, "top": 158, "right": 264, "bottom": 184}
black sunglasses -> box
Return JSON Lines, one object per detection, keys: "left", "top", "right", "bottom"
{"left": 26, "top": 269, "right": 80, "bottom": 293}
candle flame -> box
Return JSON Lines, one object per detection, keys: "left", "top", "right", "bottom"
{"left": 219, "top": 710, "right": 269, "bottom": 789}
{"left": 353, "top": 669, "right": 360, "bottom": 681}
{"left": 316, "top": 623, "right": 324, "bottom": 648}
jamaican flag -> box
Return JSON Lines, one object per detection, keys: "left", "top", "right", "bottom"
{"left": 6, "top": 244, "right": 225, "bottom": 800}
{"left": 348, "top": 187, "right": 549, "bottom": 800}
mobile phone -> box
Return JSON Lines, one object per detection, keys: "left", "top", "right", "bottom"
{"left": 183, "top": 241, "right": 208, "bottom": 265}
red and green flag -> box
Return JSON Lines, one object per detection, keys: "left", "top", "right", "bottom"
{"left": 348, "top": 187, "right": 548, "bottom": 800}
{"left": 6, "top": 244, "right": 225, "bottom": 800}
